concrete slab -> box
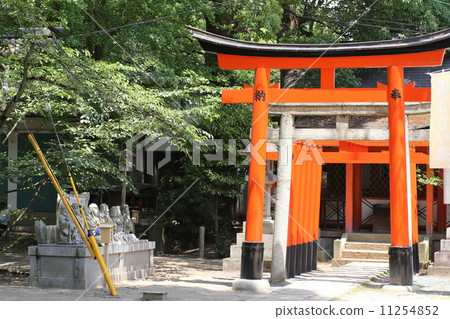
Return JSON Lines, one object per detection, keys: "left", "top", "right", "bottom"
{"left": 382, "top": 284, "right": 420, "bottom": 292}
{"left": 232, "top": 278, "right": 270, "bottom": 293}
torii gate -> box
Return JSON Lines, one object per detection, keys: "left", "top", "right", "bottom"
{"left": 188, "top": 27, "right": 450, "bottom": 287}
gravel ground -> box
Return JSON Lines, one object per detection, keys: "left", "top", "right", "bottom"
{"left": 336, "top": 270, "right": 450, "bottom": 301}
{"left": 1, "top": 236, "right": 450, "bottom": 304}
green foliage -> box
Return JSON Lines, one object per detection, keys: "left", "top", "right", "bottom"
{"left": 417, "top": 168, "right": 443, "bottom": 189}
{"left": 1, "top": 0, "right": 449, "bottom": 251}
{"left": 0, "top": 235, "right": 27, "bottom": 253}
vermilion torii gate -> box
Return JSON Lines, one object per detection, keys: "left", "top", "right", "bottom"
{"left": 188, "top": 26, "right": 450, "bottom": 287}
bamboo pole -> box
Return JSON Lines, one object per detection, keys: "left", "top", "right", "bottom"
{"left": 28, "top": 134, "right": 117, "bottom": 296}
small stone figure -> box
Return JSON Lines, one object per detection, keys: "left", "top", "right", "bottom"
{"left": 56, "top": 193, "right": 75, "bottom": 244}
{"left": 99, "top": 203, "right": 113, "bottom": 223}
{"left": 121, "top": 204, "right": 133, "bottom": 234}
{"left": 109, "top": 206, "right": 124, "bottom": 233}
{"left": 89, "top": 203, "right": 102, "bottom": 225}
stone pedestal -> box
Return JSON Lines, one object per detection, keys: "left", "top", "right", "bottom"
{"left": 372, "top": 204, "right": 390, "bottom": 233}
{"left": 223, "top": 221, "right": 273, "bottom": 272}
{"left": 428, "top": 228, "right": 450, "bottom": 276}
{"left": 29, "top": 240, "right": 155, "bottom": 289}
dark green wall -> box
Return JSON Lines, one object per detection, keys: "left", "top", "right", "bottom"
{"left": 17, "top": 133, "right": 57, "bottom": 212}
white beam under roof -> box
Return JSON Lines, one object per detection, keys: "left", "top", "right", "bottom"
{"left": 268, "top": 102, "right": 430, "bottom": 116}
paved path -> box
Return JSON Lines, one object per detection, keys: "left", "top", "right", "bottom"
{"left": 1, "top": 247, "right": 449, "bottom": 302}
{"left": 0, "top": 249, "right": 389, "bottom": 301}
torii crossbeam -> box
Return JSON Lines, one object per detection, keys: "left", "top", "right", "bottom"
{"left": 188, "top": 26, "right": 450, "bottom": 287}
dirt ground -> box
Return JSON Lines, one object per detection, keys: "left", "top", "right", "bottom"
{"left": 1, "top": 234, "right": 450, "bottom": 305}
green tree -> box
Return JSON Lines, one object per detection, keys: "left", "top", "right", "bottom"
{"left": 1, "top": 0, "right": 448, "bottom": 247}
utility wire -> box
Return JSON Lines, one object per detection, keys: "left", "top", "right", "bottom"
{"left": 431, "top": 0, "right": 450, "bottom": 5}
{"left": 68, "top": 0, "right": 241, "bottom": 39}
{"left": 251, "top": 0, "right": 381, "bottom": 127}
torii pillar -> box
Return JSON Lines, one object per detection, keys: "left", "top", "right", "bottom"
{"left": 187, "top": 26, "right": 450, "bottom": 288}
{"left": 240, "top": 68, "right": 270, "bottom": 280}
{"left": 387, "top": 66, "right": 413, "bottom": 285}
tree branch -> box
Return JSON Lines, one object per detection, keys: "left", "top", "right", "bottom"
{"left": 0, "top": 179, "right": 47, "bottom": 239}
{"left": 0, "top": 45, "right": 33, "bottom": 131}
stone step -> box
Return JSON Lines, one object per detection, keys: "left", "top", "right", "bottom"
{"left": 341, "top": 249, "right": 388, "bottom": 260}
{"left": 345, "top": 242, "right": 390, "bottom": 251}
{"left": 439, "top": 239, "right": 450, "bottom": 252}
{"left": 222, "top": 257, "right": 271, "bottom": 272}
{"left": 332, "top": 258, "right": 389, "bottom": 267}
{"left": 235, "top": 232, "right": 273, "bottom": 247}
{"left": 427, "top": 266, "right": 450, "bottom": 276}
{"left": 434, "top": 251, "right": 450, "bottom": 266}
{"left": 346, "top": 233, "right": 391, "bottom": 243}
{"left": 229, "top": 244, "right": 272, "bottom": 260}
{"left": 346, "top": 232, "right": 427, "bottom": 243}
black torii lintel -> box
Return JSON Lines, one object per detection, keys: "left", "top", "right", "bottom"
{"left": 187, "top": 26, "right": 450, "bottom": 58}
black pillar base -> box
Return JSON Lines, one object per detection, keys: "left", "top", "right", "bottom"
{"left": 286, "top": 245, "right": 292, "bottom": 278}
{"left": 286, "top": 245, "right": 296, "bottom": 278}
{"left": 241, "top": 241, "right": 264, "bottom": 279}
{"left": 312, "top": 241, "right": 318, "bottom": 271}
{"left": 295, "top": 244, "right": 302, "bottom": 276}
{"left": 306, "top": 241, "right": 313, "bottom": 272}
{"left": 412, "top": 243, "right": 419, "bottom": 274}
{"left": 301, "top": 242, "right": 308, "bottom": 273}
{"left": 389, "top": 246, "right": 413, "bottom": 286}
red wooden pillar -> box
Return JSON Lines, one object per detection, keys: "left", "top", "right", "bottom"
{"left": 241, "top": 68, "right": 270, "bottom": 280}
{"left": 410, "top": 160, "right": 420, "bottom": 273}
{"left": 321, "top": 68, "right": 335, "bottom": 89}
{"left": 387, "top": 65, "right": 412, "bottom": 285}
{"left": 345, "top": 163, "right": 354, "bottom": 233}
{"left": 311, "top": 159, "right": 323, "bottom": 270}
{"left": 297, "top": 147, "right": 307, "bottom": 274}
{"left": 437, "top": 169, "right": 446, "bottom": 232}
{"left": 426, "top": 165, "right": 434, "bottom": 235}
{"left": 287, "top": 143, "right": 301, "bottom": 277}
{"left": 304, "top": 160, "right": 314, "bottom": 272}
{"left": 353, "top": 164, "right": 363, "bottom": 230}
{"left": 410, "top": 162, "right": 419, "bottom": 244}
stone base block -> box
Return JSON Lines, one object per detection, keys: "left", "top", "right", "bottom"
{"left": 439, "top": 239, "right": 450, "bottom": 252}
{"left": 427, "top": 266, "right": 450, "bottom": 276}
{"left": 28, "top": 241, "right": 155, "bottom": 290}
{"left": 232, "top": 278, "right": 270, "bottom": 293}
{"left": 434, "top": 251, "right": 450, "bottom": 265}
{"left": 223, "top": 258, "right": 271, "bottom": 272}
{"left": 382, "top": 285, "right": 420, "bottom": 292}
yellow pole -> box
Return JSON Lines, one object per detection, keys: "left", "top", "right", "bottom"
{"left": 28, "top": 134, "right": 95, "bottom": 257}
{"left": 68, "top": 172, "right": 90, "bottom": 230}
{"left": 28, "top": 134, "right": 118, "bottom": 296}
{"left": 88, "top": 234, "right": 117, "bottom": 296}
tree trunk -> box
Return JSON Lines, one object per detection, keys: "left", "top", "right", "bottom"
{"left": 0, "top": 46, "right": 33, "bottom": 131}
{"left": 0, "top": 180, "right": 47, "bottom": 239}
{"left": 214, "top": 194, "right": 219, "bottom": 247}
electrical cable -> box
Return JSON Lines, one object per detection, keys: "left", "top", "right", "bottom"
{"left": 66, "top": 0, "right": 241, "bottom": 40}
{"left": 430, "top": 0, "right": 450, "bottom": 5}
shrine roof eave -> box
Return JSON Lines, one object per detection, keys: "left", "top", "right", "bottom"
{"left": 187, "top": 26, "right": 450, "bottom": 58}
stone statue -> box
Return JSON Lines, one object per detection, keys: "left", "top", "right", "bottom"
{"left": 56, "top": 193, "right": 76, "bottom": 244}
{"left": 40, "top": 194, "right": 141, "bottom": 245}
{"left": 88, "top": 203, "right": 102, "bottom": 226}
{"left": 109, "top": 206, "right": 124, "bottom": 233}
{"left": 35, "top": 220, "right": 59, "bottom": 244}
{"left": 99, "top": 203, "right": 113, "bottom": 223}
{"left": 56, "top": 192, "right": 93, "bottom": 244}
{"left": 121, "top": 204, "right": 133, "bottom": 234}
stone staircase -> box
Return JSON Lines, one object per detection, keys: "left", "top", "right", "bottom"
{"left": 333, "top": 233, "right": 390, "bottom": 266}
{"left": 333, "top": 233, "right": 431, "bottom": 268}
{"left": 428, "top": 228, "right": 450, "bottom": 276}
{"left": 223, "top": 232, "right": 273, "bottom": 272}
{"left": 223, "top": 221, "right": 274, "bottom": 272}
